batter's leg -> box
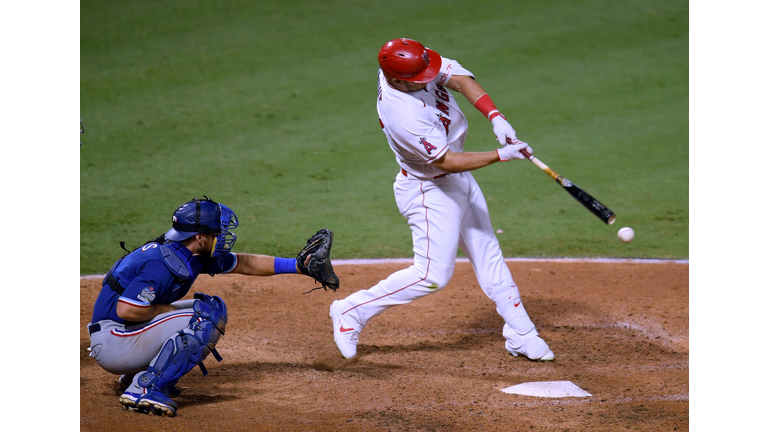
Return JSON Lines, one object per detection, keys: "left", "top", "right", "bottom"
{"left": 458, "top": 173, "right": 554, "bottom": 361}
{"left": 331, "top": 176, "right": 464, "bottom": 358}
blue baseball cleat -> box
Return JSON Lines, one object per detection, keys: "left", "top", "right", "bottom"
{"left": 120, "top": 389, "right": 178, "bottom": 417}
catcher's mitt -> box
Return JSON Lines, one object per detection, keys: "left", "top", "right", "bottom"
{"left": 297, "top": 228, "right": 340, "bottom": 293}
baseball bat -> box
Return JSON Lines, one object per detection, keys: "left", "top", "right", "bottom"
{"left": 520, "top": 148, "right": 616, "bottom": 225}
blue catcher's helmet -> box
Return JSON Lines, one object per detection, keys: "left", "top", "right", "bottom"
{"left": 165, "top": 197, "right": 239, "bottom": 259}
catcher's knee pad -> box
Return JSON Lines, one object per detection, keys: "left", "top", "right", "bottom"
{"left": 192, "top": 293, "right": 228, "bottom": 335}
{"left": 190, "top": 319, "right": 224, "bottom": 360}
{"left": 188, "top": 298, "right": 226, "bottom": 366}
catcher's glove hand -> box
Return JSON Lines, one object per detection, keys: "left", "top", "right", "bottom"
{"left": 297, "top": 228, "right": 340, "bottom": 293}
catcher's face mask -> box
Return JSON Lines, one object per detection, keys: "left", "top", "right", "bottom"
{"left": 212, "top": 203, "right": 238, "bottom": 259}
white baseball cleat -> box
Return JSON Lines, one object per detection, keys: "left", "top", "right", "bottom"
{"left": 506, "top": 338, "right": 555, "bottom": 362}
{"left": 330, "top": 300, "right": 359, "bottom": 359}
{"left": 504, "top": 323, "right": 555, "bottom": 362}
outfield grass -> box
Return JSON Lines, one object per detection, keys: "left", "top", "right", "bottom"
{"left": 80, "top": 0, "right": 688, "bottom": 275}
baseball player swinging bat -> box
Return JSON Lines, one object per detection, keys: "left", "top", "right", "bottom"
{"left": 519, "top": 147, "right": 616, "bottom": 225}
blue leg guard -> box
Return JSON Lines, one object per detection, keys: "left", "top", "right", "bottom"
{"left": 141, "top": 296, "right": 227, "bottom": 389}
{"left": 121, "top": 296, "right": 228, "bottom": 416}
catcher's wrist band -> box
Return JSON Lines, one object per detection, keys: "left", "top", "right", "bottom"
{"left": 274, "top": 257, "right": 298, "bottom": 274}
{"left": 473, "top": 93, "right": 504, "bottom": 121}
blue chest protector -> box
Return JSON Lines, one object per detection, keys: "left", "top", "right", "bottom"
{"left": 92, "top": 242, "right": 198, "bottom": 324}
{"left": 104, "top": 243, "right": 192, "bottom": 295}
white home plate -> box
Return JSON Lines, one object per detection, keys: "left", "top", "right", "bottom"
{"left": 501, "top": 381, "right": 592, "bottom": 398}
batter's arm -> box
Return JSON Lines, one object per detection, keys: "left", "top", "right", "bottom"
{"left": 445, "top": 74, "right": 487, "bottom": 106}
{"left": 447, "top": 74, "right": 520, "bottom": 147}
{"left": 433, "top": 149, "right": 502, "bottom": 173}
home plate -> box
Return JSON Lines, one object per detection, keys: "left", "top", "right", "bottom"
{"left": 501, "top": 381, "right": 592, "bottom": 398}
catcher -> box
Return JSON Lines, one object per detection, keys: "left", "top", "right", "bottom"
{"left": 86, "top": 197, "right": 338, "bottom": 417}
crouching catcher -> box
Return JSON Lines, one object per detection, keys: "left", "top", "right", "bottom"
{"left": 87, "top": 197, "right": 339, "bottom": 416}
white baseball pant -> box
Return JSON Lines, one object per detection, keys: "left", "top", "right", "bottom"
{"left": 337, "top": 170, "right": 539, "bottom": 343}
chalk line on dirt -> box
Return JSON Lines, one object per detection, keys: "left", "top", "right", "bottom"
{"left": 80, "top": 257, "right": 688, "bottom": 280}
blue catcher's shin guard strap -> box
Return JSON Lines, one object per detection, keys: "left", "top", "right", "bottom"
{"left": 211, "top": 347, "right": 223, "bottom": 362}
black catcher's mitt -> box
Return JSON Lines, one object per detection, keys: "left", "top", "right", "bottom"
{"left": 297, "top": 228, "right": 340, "bottom": 293}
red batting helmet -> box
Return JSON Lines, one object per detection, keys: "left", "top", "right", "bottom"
{"left": 378, "top": 38, "right": 442, "bottom": 83}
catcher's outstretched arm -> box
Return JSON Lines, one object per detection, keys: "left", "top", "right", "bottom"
{"left": 229, "top": 229, "right": 339, "bottom": 292}
{"left": 230, "top": 254, "right": 301, "bottom": 276}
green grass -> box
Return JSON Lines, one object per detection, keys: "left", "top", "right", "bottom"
{"left": 80, "top": 0, "right": 688, "bottom": 275}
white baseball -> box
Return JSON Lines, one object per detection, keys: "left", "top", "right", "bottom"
{"left": 617, "top": 227, "right": 635, "bottom": 243}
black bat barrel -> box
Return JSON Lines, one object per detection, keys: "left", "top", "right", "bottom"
{"left": 556, "top": 176, "right": 616, "bottom": 225}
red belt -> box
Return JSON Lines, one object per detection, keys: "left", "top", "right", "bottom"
{"left": 401, "top": 168, "right": 447, "bottom": 180}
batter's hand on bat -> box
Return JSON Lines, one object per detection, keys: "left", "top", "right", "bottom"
{"left": 497, "top": 140, "right": 532, "bottom": 161}
{"left": 491, "top": 116, "right": 517, "bottom": 146}
{"left": 506, "top": 137, "right": 532, "bottom": 154}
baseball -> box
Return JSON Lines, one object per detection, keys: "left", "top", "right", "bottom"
{"left": 617, "top": 227, "right": 635, "bottom": 243}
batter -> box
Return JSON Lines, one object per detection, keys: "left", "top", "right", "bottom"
{"left": 330, "top": 38, "right": 554, "bottom": 362}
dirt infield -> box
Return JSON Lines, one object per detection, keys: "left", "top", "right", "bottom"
{"left": 80, "top": 260, "right": 688, "bottom": 431}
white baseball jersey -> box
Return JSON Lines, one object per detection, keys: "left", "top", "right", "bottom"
{"left": 377, "top": 57, "right": 474, "bottom": 179}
